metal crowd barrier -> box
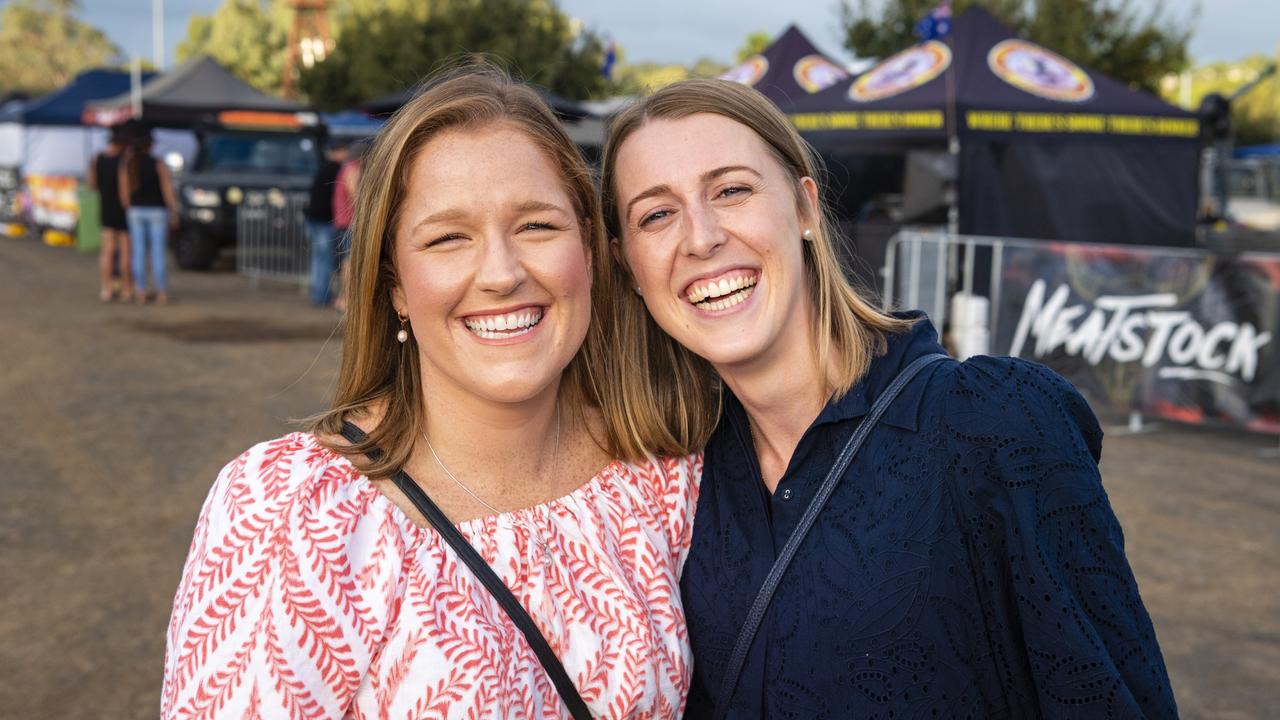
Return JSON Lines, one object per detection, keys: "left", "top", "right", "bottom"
{"left": 883, "top": 228, "right": 1007, "bottom": 340}
{"left": 235, "top": 190, "right": 309, "bottom": 289}
{"left": 885, "top": 226, "right": 1274, "bottom": 450}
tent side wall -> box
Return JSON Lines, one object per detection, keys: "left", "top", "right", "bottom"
{"left": 958, "top": 138, "right": 1200, "bottom": 247}
{"left": 24, "top": 126, "right": 108, "bottom": 177}
{"left": 0, "top": 122, "right": 25, "bottom": 167}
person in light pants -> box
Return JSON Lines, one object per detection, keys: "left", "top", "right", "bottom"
{"left": 119, "top": 129, "right": 178, "bottom": 304}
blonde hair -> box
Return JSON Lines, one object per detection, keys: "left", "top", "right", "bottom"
{"left": 308, "top": 65, "right": 620, "bottom": 476}
{"left": 599, "top": 78, "right": 913, "bottom": 457}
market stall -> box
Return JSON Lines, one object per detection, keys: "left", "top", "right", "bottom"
{"left": 785, "top": 7, "right": 1201, "bottom": 248}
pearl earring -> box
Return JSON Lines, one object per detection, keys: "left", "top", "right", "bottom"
{"left": 802, "top": 228, "right": 815, "bottom": 242}
{"left": 396, "top": 313, "right": 409, "bottom": 343}
{"left": 634, "top": 286, "right": 643, "bottom": 296}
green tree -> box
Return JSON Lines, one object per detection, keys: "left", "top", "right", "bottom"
{"left": 0, "top": 0, "right": 120, "bottom": 95}
{"left": 736, "top": 31, "right": 772, "bottom": 62}
{"left": 298, "top": 0, "right": 607, "bottom": 110}
{"left": 175, "top": 0, "right": 291, "bottom": 95}
{"left": 1162, "top": 56, "right": 1280, "bottom": 145}
{"left": 611, "top": 57, "right": 727, "bottom": 95}
{"left": 839, "top": 0, "right": 1192, "bottom": 94}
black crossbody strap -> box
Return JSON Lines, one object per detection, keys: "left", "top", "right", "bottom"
{"left": 338, "top": 422, "right": 593, "bottom": 720}
{"left": 713, "top": 353, "right": 950, "bottom": 718}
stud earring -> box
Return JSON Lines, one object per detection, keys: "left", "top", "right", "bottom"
{"left": 396, "top": 313, "right": 409, "bottom": 343}
{"left": 802, "top": 228, "right": 815, "bottom": 242}
{"left": 633, "top": 286, "right": 643, "bottom": 296}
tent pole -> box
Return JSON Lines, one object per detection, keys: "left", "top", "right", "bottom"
{"left": 153, "top": 0, "right": 165, "bottom": 70}
{"left": 131, "top": 58, "right": 143, "bottom": 120}
{"left": 945, "top": 34, "right": 959, "bottom": 238}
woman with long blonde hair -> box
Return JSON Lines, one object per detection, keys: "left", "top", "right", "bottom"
{"left": 162, "top": 67, "right": 698, "bottom": 719}
{"left": 601, "top": 79, "right": 1176, "bottom": 719}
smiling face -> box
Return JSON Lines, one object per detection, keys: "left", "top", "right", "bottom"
{"left": 613, "top": 113, "right": 819, "bottom": 373}
{"left": 390, "top": 122, "right": 591, "bottom": 406}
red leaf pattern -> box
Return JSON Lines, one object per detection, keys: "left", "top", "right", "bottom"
{"left": 163, "top": 433, "right": 700, "bottom": 718}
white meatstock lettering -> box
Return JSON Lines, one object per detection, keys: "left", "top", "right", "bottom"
{"left": 1009, "top": 280, "right": 1272, "bottom": 384}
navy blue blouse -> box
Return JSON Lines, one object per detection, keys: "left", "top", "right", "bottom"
{"left": 681, "top": 314, "right": 1177, "bottom": 719}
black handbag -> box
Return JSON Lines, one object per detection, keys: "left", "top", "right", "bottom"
{"left": 339, "top": 422, "right": 593, "bottom": 720}
{"left": 712, "top": 353, "right": 950, "bottom": 719}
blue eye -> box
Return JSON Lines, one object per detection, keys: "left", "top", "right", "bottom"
{"left": 639, "top": 209, "right": 672, "bottom": 227}
{"left": 718, "top": 185, "right": 750, "bottom": 199}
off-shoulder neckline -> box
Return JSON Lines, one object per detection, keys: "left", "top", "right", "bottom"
{"left": 296, "top": 431, "right": 633, "bottom": 535}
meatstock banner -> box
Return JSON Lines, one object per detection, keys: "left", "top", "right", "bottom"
{"left": 994, "top": 243, "right": 1280, "bottom": 433}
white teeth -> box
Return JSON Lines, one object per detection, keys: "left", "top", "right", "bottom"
{"left": 687, "top": 275, "right": 757, "bottom": 306}
{"left": 464, "top": 308, "right": 544, "bottom": 338}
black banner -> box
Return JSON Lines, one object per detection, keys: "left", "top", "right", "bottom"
{"left": 994, "top": 242, "right": 1280, "bottom": 434}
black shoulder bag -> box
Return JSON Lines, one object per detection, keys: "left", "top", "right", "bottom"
{"left": 712, "top": 353, "right": 949, "bottom": 719}
{"left": 339, "top": 422, "right": 593, "bottom": 720}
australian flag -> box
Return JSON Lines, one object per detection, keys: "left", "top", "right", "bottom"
{"left": 915, "top": 0, "right": 953, "bottom": 41}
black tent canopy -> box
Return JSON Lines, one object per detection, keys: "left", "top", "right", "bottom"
{"left": 717, "top": 25, "right": 851, "bottom": 113}
{"left": 782, "top": 7, "right": 1200, "bottom": 247}
{"left": 83, "top": 56, "right": 308, "bottom": 128}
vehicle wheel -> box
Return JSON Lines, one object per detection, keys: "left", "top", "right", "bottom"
{"left": 173, "top": 225, "right": 219, "bottom": 270}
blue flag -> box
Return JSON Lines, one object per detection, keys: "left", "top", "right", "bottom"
{"left": 602, "top": 42, "right": 617, "bottom": 80}
{"left": 915, "top": 0, "right": 953, "bottom": 41}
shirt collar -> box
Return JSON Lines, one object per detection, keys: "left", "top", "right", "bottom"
{"left": 815, "top": 311, "right": 944, "bottom": 432}
{"left": 722, "top": 312, "right": 945, "bottom": 435}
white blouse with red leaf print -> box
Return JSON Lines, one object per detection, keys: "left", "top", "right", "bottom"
{"left": 161, "top": 432, "right": 701, "bottom": 719}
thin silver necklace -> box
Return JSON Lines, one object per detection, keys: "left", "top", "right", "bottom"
{"left": 421, "top": 402, "right": 560, "bottom": 566}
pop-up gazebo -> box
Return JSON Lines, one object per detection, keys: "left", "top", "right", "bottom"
{"left": 717, "top": 25, "right": 853, "bottom": 113}
{"left": 83, "top": 55, "right": 307, "bottom": 128}
{"left": 0, "top": 69, "right": 155, "bottom": 177}
{"left": 785, "top": 7, "right": 1201, "bottom": 247}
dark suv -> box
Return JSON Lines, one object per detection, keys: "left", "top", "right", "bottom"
{"left": 173, "top": 124, "right": 322, "bottom": 270}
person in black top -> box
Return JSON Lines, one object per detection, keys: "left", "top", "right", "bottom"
{"left": 120, "top": 129, "right": 179, "bottom": 305}
{"left": 88, "top": 124, "right": 131, "bottom": 302}
{"left": 305, "top": 138, "right": 349, "bottom": 306}
{"left": 601, "top": 79, "right": 1176, "bottom": 719}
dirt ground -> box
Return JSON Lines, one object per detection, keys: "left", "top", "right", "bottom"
{"left": 1, "top": 234, "right": 1277, "bottom": 719}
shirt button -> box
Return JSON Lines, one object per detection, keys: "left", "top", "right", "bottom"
{"left": 781, "top": 488, "right": 793, "bottom": 501}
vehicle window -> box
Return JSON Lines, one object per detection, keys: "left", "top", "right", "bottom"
{"left": 198, "top": 133, "right": 318, "bottom": 175}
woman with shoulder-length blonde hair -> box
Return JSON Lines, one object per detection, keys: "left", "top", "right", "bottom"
{"left": 601, "top": 78, "right": 1176, "bottom": 719}
{"left": 162, "top": 66, "right": 700, "bottom": 719}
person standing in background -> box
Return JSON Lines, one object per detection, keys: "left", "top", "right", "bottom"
{"left": 119, "top": 129, "right": 179, "bottom": 305}
{"left": 88, "top": 124, "right": 131, "bottom": 302}
{"left": 304, "top": 138, "right": 349, "bottom": 307}
{"left": 329, "top": 140, "right": 364, "bottom": 312}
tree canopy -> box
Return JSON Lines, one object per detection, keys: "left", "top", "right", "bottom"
{"left": 298, "top": 0, "right": 609, "bottom": 110}
{"left": 611, "top": 54, "right": 727, "bottom": 96}
{"left": 736, "top": 31, "right": 772, "bottom": 63}
{"left": 1163, "top": 56, "right": 1280, "bottom": 146}
{"left": 0, "top": 0, "right": 120, "bottom": 95}
{"left": 839, "top": 0, "right": 1193, "bottom": 94}
{"left": 176, "top": 0, "right": 290, "bottom": 96}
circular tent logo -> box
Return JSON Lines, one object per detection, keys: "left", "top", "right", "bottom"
{"left": 849, "top": 41, "right": 951, "bottom": 103}
{"left": 720, "top": 55, "right": 769, "bottom": 87}
{"left": 988, "top": 39, "right": 1095, "bottom": 102}
{"left": 793, "top": 55, "right": 850, "bottom": 94}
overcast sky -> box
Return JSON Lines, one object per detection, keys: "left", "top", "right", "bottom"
{"left": 58, "top": 0, "right": 1280, "bottom": 71}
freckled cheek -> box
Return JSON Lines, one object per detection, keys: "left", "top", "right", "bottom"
{"left": 539, "top": 245, "right": 593, "bottom": 309}
{"left": 401, "top": 266, "right": 469, "bottom": 319}
{"left": 622, "top": 244, "right": 676, "bottom": 297}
